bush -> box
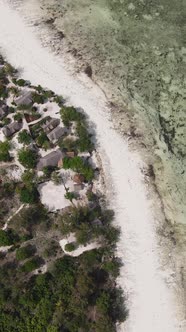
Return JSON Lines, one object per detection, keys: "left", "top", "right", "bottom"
{"left": 63, "top": 156, "right": 94, "bottom": 182}
{"left": 59, "top": 137, "right": 78, "bottom": 152}
{"left": 19, "top": 186, "right": 39, "bottom": 204}
{"left": 65, "top": 242, "right": 76, "bottom": 252}
{"left": 36, "top": 132, "right": 49, "bottom": 147}
{"left": 0, "top": 141, "right": 11, "bottom": 162}
{"left": 2, "top": 118, "right": 11, "bottom": 126}
{"left": 60, "top": 106, "right": 84, "bottom": 127}
{"left": 43, "top": 240, "right": 59, "bottom": 258}
{"left": 1, "top": 182, "right": 16, "bottom": 199}
{"left": 51, "top": 171, "right": 62, "bottom": 185}
{"left": 16, "top": 245, "right": 36, "bottom": 261}
{"left": 18, "top": 130, "right": 32, "bottom": 145}
{"left": 53, "top": 95, "right": 64, "bottom": 105}
{"left": 14, "top": 113, "right": 23, "bottom": 121}
{"left": 18, "top": 148, "right": 37, "bottom": 169}
{"left": 42, "top": 166, "right": 56, "bottom": 178}
{"left": 21, "top": 256, "right": 42, "bottom": 272}
{"left": 21, "top": 170, "right": 35, "bottom": 188}
{"left": 32, "top": 92, "right": 45, "bottom": 104}
{"left": 0, "top": 229, "right": 19, "bottom": 246}
{"left": 16, "top": 79, "right": 27, "bottom": 87}
{"left": 4, "top": 63, "right": 16, "bottom": 75}
{"left": 65, "top": 191, "right": 76, "bottom": 202}
{"left": 76, "top": 121, "right": 94, "bottom": 152}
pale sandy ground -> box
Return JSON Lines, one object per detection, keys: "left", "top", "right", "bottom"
{"left": 59, "top": 233, "right": 101, "bottom": 257}
{"left": 38, "top": 180, "right": 71, "bottom": 211}
{"left": 0, "top": 1, "right": 185, "bottom": 331}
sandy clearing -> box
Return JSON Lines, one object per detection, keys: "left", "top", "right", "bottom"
{"left": 59, "top": 233, "right": 100, "bottom": 257}
{"left": 0, "top": 1, "right": 185, "bottom": 331}
{"left": 38, "top": 180, "right": 71, "bottom": 211}
{"left": 0, "top": 245, "right": 12, "bottom": 252}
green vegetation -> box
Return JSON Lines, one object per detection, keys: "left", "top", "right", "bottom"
{"left": 21, "top": 170, "right": 35, "bottom": 188}
{"left": 60, "top": 105, "right": 84, "bottom": 126}
{"left": 60, "top": 106, "right": 94, "bottom": 152}
{"left": 51, "top": 171, "right": 62, "bottom": 185}
{"left": 18, "top": 130, "right": 32, "bottom": 145}
{"left": 65, "top": 191, "right": 76, "bottom": 202}
{"left": 76, "top": 120, "right": 94, "bottom": 152}
{"left": 0, "top": 62, "right": 126, "bottom": 331}
{"left": 1, "top": 117, "right": 11, "bottom": 126}
{"left": 59, "top": 205, "right": 119, "bottom": 246}
{"left": 16, "top": 245, "right": 36, "bottom": 261}
{"left": 9, "top": 205, "right": 50, "bottom": 239}
{"left": 3, "top": 63, "right": 16, "bottom": 75}
{"left": 59, "top": 137, "right": 78, "bottom": 151}
{"left": 43, "top": 240, "right": 59, "bottom": 258}
{"left": 0, "top": 141, "right": 11, "bottom": 162}
{"left": 36, "top": 131, "right": 50, "bottom": 149}
{"left": 21, "top": 256, "right": 43, "bottom": 272}
{"left": 65, "top": 242, "right": 76, "bottom": 252}
{"left": 12, "top": 78, "right": 29, "bottom": 87}
{"left": 18, "top": 148, "right": 37, "bottom": 169}
{"left": 19, "top": 186, "right": 39, "bottom": 204}
{"left": 32, "top": 92, "right": 45, "bottom": 104}
{"left": 0, "top": 252, "right": 126, "bottom": 331}
{"left": 0, "top": 229, "right": 19, "bottom": 246}
{"left": 13, "top": 113, "right": 23, "bottom": 121}
{"left": 63, "top": 156, "right": 94, "bottom": 181}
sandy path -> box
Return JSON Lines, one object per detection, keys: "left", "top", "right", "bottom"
{"left": 0, "top": 1, "right": 185, "bottom": 331}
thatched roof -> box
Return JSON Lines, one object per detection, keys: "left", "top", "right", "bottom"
{"left": 2, "top": 121, "right": 22, "bottom": 137}
{"left": 37, "top": 149, "right": 65, "bottom": 171}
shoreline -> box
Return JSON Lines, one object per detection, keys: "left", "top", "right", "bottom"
{"left": 0, "top": 1, "right": 186, "bottom": 331}
{"left": 31, "top": 0, "right": 186, "bottom": 231}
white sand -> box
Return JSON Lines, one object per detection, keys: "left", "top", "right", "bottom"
{"left": 38, "top": 180, "right": 71, "bottom": 211}
{"left": 0, "top": 245, "right": 12, "bottom": 252}
{"left": 59, "top": 233, "right": 100, "bottom": 257}
{"left": 0, "top": 2, "right": 185, "bottom": 331}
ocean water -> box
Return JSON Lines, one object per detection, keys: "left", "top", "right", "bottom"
{"left": 8, "top": 0, "right": 186, "bottom": 261}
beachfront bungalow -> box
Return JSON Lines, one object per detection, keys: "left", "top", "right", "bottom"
{"left": 0, "top": 103, "right": 9, "bottom": 120}
{"left": 47, "top": 126, "right": 67, "bottom": 143}
{"left": 42, "top": 118, "right": 60, "bottom": 134}
{"left": 2, "top": 121, "right": 22, "bottom": 137}
{"left": 15, "top": 91, "right": 33, "bottom": 106}
{"left": 37, "top": 149, "right": 65, "bottom": 171}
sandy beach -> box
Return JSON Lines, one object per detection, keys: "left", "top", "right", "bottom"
{"left": 0, "top": 1, "right": 185, "bottom": 331}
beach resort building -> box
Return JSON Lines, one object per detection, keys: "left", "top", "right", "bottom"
{"left": 37, "top": 149, "right": 65, "bottom": 170}
{"left": 2, "top": 121, "right": 22, "bottom": 137}
{"left": 47, "top": 126, "right": 67, "bottom": 143}
{"left": 15, "top": 91, "right": 33, "bottom": 106}
{"left": 42, "top": 118, "right": 60, "bottom": 134}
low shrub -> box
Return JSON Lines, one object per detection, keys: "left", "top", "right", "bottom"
{"left": 0, "top": 141, "right": 11, "bottom": 162}
{"left": 0, "top": 229, "right": 19, "bottom": 246}
{"left": 32, "top": 92, "right": 45, "bottom": 104}
{"left": 60, "top": 106, "right": 84, "bottom": 126}
{"left": 18, "top": 148, "right": 37, "bottom": 169}
{"left": 21, "top": 256, "right": 42, "bottom": 272}
{"left": 16, "top": 245, "right": 36, "bottom": 261}
{"left": 18, "top": 130, "right": 32, "bottom": 145}
{"left": 65, "top": 242, "right": 76, "bottom": 252}
{"left": 63, "top": 156, "right": 94, "bottom": 181}
{"left": 19, "top": 186, "right": 39, "bottom": 204}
